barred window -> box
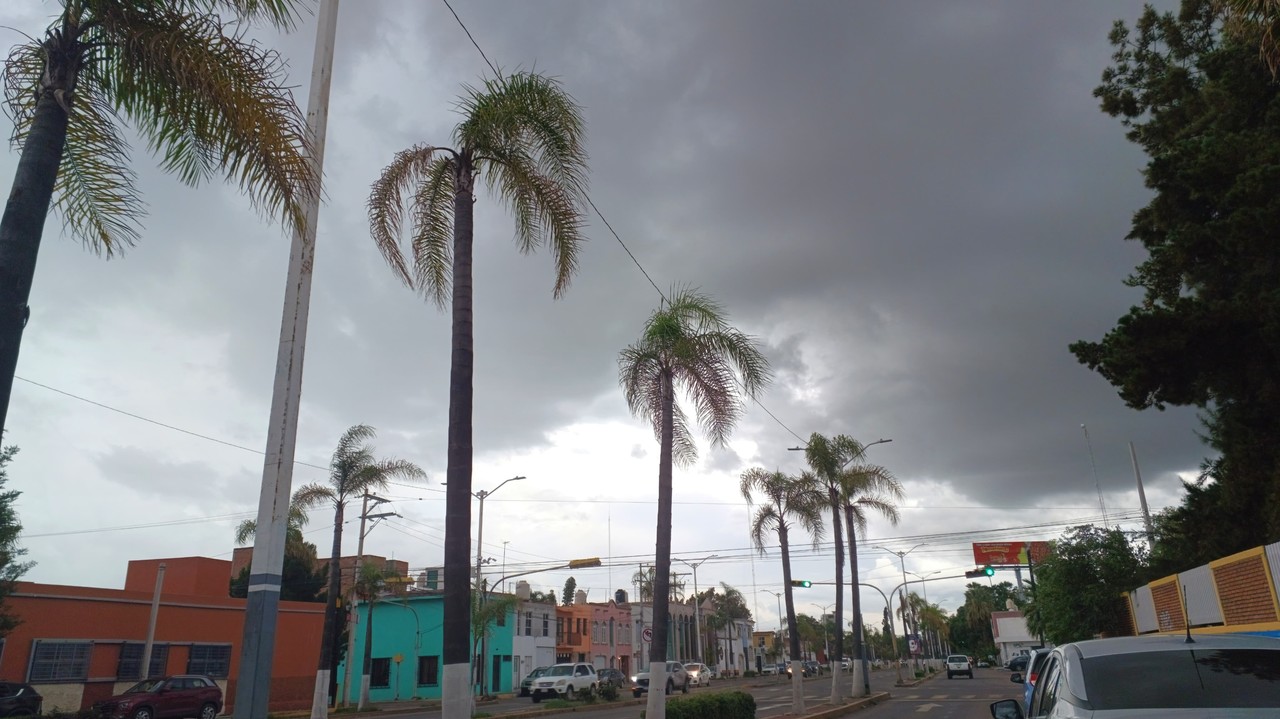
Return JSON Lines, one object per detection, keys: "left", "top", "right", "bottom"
{"left": 417, "top": 656, "right": 439, "bottom": 686}
{"left": 186, "top": 644, "right": 231, "bottom": 678}
{"left": 29, "top": 641, "right": 91, "bottom": 683}
{"left": 118, "top": 643, "right": 169, "bottom": 679}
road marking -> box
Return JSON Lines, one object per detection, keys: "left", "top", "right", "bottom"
{"left": 963, "top": 694, "right": 976, "bottom": 698}
{"left": 916, "top": 703, "right": 942, "bottom": 713}
{"left": 931, "top": 694, "right": 947, "bottom": 699}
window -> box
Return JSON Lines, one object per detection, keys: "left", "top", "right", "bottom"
{"left": 1031, "top": 657, "right": 1062, "bottom": 717}
{"left": 417, "top": 656, "right": 439, "bottom": 686}
{"left": 186, "top": 644, "right": 232, "bottom": 678}
{"left": 1080, "top": 648, "right": 1280, "bottom": 709}
{"left": 118, "top": 643, "right": 170, "bottom": 679}
{"left": 29, "top": 641, "right": 91, "bottom": 682}
{"left": 543, "top": 613, "right": 550, "bottom": 637}
{"left": 371, "top": 658, "right": 390, "bottom": 688}
{"left": 525, "top": 612, "right": 532, "bottom": 636}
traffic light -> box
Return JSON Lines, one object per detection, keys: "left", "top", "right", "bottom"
{"left": 790, "top": 579, "right": 812, "bottom": 588}
{"left": 965, "top": 565, "right": 997, "bottom": 578}
{"left": 984, "top": 565, "right": 996, "bottom": 577}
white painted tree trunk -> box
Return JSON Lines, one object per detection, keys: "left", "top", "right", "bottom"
{"left": 851, "top": 659, "right": 868, "bottom": 698}
{"left": 829, "top": 661, "right": 841, "bottom": 703}
{"left": 443, "top": 663, "right": 471, "bottom": 719}
{"left": 308, "top": 670, "right": 329, "bottom": 719}
{"left": 790, "top": 660, "right": 805, "bottom": 713}
{"left": 357, "top": 675, "right": 371, "bottom": 710}
{"left": 644, "top": 663, "right": 667, "bottom": 719}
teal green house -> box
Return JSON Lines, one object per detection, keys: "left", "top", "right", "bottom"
{"left": 338, "top": 593, "right": 515, "bottom": 701}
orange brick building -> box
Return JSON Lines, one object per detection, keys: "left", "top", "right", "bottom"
{"left": 0, "top": 557, "right": 323, "bottom": 713}
{"left": 1126, "top": 543, "right": 1280, "bottom": 638}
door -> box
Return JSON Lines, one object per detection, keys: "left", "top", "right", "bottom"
{"left": 491, "top": 655, "right": 502, "bottom": 693}
{"left": 159, "top": 678, "right": 197, "bottom": 719}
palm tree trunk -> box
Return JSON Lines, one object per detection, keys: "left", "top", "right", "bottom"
{"left": 0, "top": 87, "right": 71, "bottom": 438}
{"left": 844, "top": 505, "right": 868, "bottom": 697}
{"left": 312, "top": 503, "right": 344, "bottom": 719}
{"left": 442, "top": 152, "right": 476, "bottom": 719}
{"left": 358, "top": 596, "right": 375, "bottom": 709}
{"left": 645, "top": 370, "right": 675, "bottom": 719}
{"left": 778, "top": 525, "right": 804, "bottom": 713}
{"left": 828, "top": 490, "right": 843, "bottom": 703}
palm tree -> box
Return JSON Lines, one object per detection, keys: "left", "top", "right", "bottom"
{"left": 836, "top": 451, "right": 901, "bottom": 694}
{"left": 742, "top": 468, "right": 824, "bottom": 713}
{"left": 293, "top": 424, "right": 426, "bottom": 716}
{"left": 471, "top": 582, "right": 517, "bottom": 698}
{"left": 352, "top": 562, "right": 400, "bottom": 711}
{"left": 367, "top": 71, "right": 588, "bottom": 714}
{"left": 918, "top": 603, "right": 950, "bottom": 659}
{"left": 631, "top": 566, "right": 687, "bottom": 603}
{"left": 0, "top": 0, "right": 317, "bottom": 438}
{"left": 618, "top": 287, "right": 770, "bottom": 719}
{"left": 1222, "top": 0, "right": 1280, "bottom": 78}
{"left": 230, "top": 494, "right": 326, "bottom": 603}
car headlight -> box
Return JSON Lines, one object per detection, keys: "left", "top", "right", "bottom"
{"left": 554, "top": 679, "right": 566, "bottom": 686}
{"left": 630, "top": 676, "right": 637, "bottom": 683}
{"left": 117, "top": 702, "right": 133, "bottom": 710}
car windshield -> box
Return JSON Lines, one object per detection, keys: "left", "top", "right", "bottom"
{"left": 124, "top": 679, "right": 166, "bottom": 694}
{"left": 1081, "top": 649, "right": 1280, "bottom": 709}
{"left": 526, "top": 668, "right": 547, "bottom": 679}
{"left": 546, "top": 666, "right": 573, "bottom": 677}
{"left": 947, "top": 655, "right": 967, "bottom": 662}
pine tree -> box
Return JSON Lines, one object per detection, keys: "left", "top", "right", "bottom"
{"left": 0, "top": 444, "right": 33, "bottom": 637}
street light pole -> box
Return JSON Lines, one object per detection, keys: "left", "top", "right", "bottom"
{"left": 765, "top": 590, "right": 784, "bottom": 664}
{"left": 812, "top": 603, "right": 834, "bottom": 665}
{"left": 676, "top": 555, "right": 717, "bottom": 664}
{"left": 873, "top": 543, "right": 927, "bottom": 671}
{"left": 472, "top": 476, "right": 526, "bottom": 588}
{"left": 906, "top": 571, "right": 940, "bottom": 660}
{"left": 342, "top": 494, "right": 397, "bottom": 706}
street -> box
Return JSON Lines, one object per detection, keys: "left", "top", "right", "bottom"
{"left": 380, "top": 666, "right": 1023, "bottom": 719}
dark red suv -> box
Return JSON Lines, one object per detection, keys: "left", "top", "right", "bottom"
{"left": 94, "top": 675, "right": 222, "bottom": 719}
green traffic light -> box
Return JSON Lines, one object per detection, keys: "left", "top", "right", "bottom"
{"left": 790, "top": 579, "right": 812, "bottom": 588}
{"left": 983, "top": 565, "right": 995, "bottom": 577}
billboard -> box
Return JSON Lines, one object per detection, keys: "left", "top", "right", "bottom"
{"left": 972, "top": 541, "right": 1052, "bottom": 566}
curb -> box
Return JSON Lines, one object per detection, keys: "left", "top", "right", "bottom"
{"left": 797, "top": 692, "right": 891, "bottom": 719}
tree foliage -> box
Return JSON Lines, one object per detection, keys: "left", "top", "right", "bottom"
{"left": 562, "top": 576, "right": 576, "bottom": 606}
{"left": 229, "top": 492, "right": 326, "bottom": 602}
{"left": 948, "top": 581, "right": 1015, "bottom": 657}
{"left": 1071, "top": 0, "right": 1280, "bottom": 552}
{"left": 0, "top": 445, "right": 31, "bottom": 637}
{"left": 1026, "top": 525, "right": 1146, "bottom": 644}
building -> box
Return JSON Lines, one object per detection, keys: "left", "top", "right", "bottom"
{"left": 555, "top": 593, "right": 593, "bottom": 664}
{"left": 589, "top": 600, "right": 632, "bottom": 674}
{"left": 230, "top": 547, "right": 408, "bottom": 598}
{"left": 628, "top": 600, "right": 698, "bottom": 672}
{"left": 990, "top": 610, "right": 1040, "bottom": 666}
{"left": 709, "top": 617, "right": 754, "bottom": 676}
{"left": 0, "top": 557, "right": 323, "bottom": 713}
{"left": 751, "top": 631, "right": 782, "bottom": 668}
{"left": 510, "top": 582, "right": 556, "bottom": 685}
{"left": 1125, "top": 542, "right": 1280, "bottom": 638}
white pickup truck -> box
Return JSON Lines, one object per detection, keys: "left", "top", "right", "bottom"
{"left": 946, "top": 654, "right": 973, "bottom": 679}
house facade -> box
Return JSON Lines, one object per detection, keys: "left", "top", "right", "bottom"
{"left": 709, "top": 617, "right": 754, "bottom": 676}
{"left": 990, "top": 610, "right": 1039, "bottom": 666}
{"left": 339, "top": 592, "right": 515, "bottom": 701}
{"left": 510, "top": 582, "right": 556, "bottom": 685}
{"left": 628, "top": 601, "right": 697, "bottom": 672}
{"left": 555, "top": 598, "right": 593, "bottom": 664}
{"left": 589, "top": 601, "right": 632, "bottom": 673}
{"left": 0, "top": 557, "right": 323, "bottom": 713}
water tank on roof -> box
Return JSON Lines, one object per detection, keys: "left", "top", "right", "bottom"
{"left": 575, "top": 589, "right": 587, "bottom": 605}
{"left": 615, "top": 589, "right": 628, "bottom": 604}
{"left": 516, "top": 580, "right": 531, "bottom": 600}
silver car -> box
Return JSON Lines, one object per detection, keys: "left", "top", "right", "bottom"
{"left": 991, "top": 633, "right": 1280, "bottom": 718}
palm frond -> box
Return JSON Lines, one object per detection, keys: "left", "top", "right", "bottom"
{"left": 2, "top": 41, "right": 42, "bottom": 149}
{"left": 368, "top": 144, "right": 452, "bottom": 301}
{"left": 53, "top": 80, "right": 144, "bottom": 253}
{"left": 102, "top": 4, "right": 316, "bottom": 237}
{"left": 195, "top": 0, "right": 309, "bottom": 30}
{"left": 331, "top": 424, "right": 376, "bottom": 467}
{"left": 1222, "top": 0, "right": 1280, "bottom": 78}
{"left": 292, "top": 481, "right": 337, "bottom": 509}
{"left": 234, "top": 518, "right": 256, "bottom": 545}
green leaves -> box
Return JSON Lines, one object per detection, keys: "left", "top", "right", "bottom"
{"left": 1026, "top": 525, "right": 1145, "bottom": 644}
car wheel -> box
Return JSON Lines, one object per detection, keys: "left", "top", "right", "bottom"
{"left": 947, "top": 673, "right": 953, "bottom": 679}
{"left": 682, "top": 680, "right": 689, "bottom": 694}
{"left": 565, "top": 686, "right": 576, "bottom": 700}
{"left": 132, "top": 708, "right": 153, "bottom": 719}
{"left": 531, "top": 692, "right": 541, "bottom": 703}
{"left": 665, "top": 679, "right": 673, "bottom": 695}
{"left": 200, "top": 703, "right": 218, "bottom": 719}
{"left": 633, "top": 690, "right": 642, "bottom": 698}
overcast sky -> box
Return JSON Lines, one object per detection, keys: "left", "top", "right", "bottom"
{"left": 1, "top": 0, "right": 1196, "bottom": 632}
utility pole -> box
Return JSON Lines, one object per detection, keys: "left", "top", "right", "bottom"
{"left": 235, "top": 3, "right": 338, "bottom": 718}
{"left": 676, "top": 555, "right": 716, "bottom": 663}
{"left": 140, "top": 563, "right": 166, "bottom": 680}
{"left": 1130, "top": 442, "right": 1156, "bottom": 551}
{"left": 341, "top": 494, "right": 395, "bottom": 706}
{"left": 1082, "top": 424, "right": 1110, "bottom": 529}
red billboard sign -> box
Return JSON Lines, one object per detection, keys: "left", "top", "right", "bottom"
{"left": 972, "top": 541, "right": 1052, "bottom": 566}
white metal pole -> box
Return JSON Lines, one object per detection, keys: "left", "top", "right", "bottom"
{"left": 1082, "top": 424, "right": 1110, "bottom": 528}
{"left": 235, "top": 3, "right": 338, "bottom": 718}
{"left": 1129, "top": 442, "right": 1156, "bottom": 551}
{"left": 140, "top": 563, "right": 166, "bottom": 680}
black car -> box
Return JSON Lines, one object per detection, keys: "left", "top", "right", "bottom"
{"left": 596, "top": 668, "right": 626, "bottom": 690}
{"left": 0, "top": 683, "right": 42, "bottom": 717}
{"left": 1006, "top": 654, "right": 1029, "bottom": 673}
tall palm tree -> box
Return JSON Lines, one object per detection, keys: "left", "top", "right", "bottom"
{"left": 0, "top": 0, "right": 317, "bottom": 438}
{"left": 618, "top": 288, "right": 770, "bottom": 719}
{"left": 712, "top": 582, "right": 750, "bottom": 674}
{"left": 1222, "top": 0, "right": 1280, "bottom": 78}
{"left": 742, "top": 468, "right": 824, "bottom": 714}
{"left": 293, "top": 424, "right": 426, "bottom": 717}
{"left": 837, "top": 453, "right": 901, "bottom": 694}
{"left": 367, "top": 71, "right": 588, "bottom": 717}
{"left": 918, "top": 603, "right": 950, "bottom": 659}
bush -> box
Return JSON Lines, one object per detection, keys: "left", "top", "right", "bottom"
{"left": 580, "top": 691, "right": 597, "bottom": 704}
{"left": 598, "top": 683, "right": 620, "bottom": 701}
{"left": 742, "top": 670, "right": 756, "bottom": 678}
{"left": 544, "top": 699, "right": 573, "bottom": 709}
{"left": 666, "top": 691, "right": 756, "bottom": 719}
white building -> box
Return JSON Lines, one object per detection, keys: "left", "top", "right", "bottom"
{"left": 990, "top": 610, "right": 1047, "bottom": 665}
{"left": 512, "top": 581, "right": 557, "bottom": 684}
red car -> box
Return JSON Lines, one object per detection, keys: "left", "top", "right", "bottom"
{"left": 94, "top": 676, "right": 222, "bottom": 719}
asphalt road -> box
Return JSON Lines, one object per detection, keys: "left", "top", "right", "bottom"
{"left": 851, "top": 667, "right": 1024, "bottom": 719}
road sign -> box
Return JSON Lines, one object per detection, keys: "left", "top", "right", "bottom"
{"left": 972, "top": 541, "right": 1052, "bottom": 566}
{"left": 642, "top": 626, "right": 653, "bottom": 642}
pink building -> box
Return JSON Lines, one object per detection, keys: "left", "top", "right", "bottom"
{"left": 590, "top": 600, "right": 632, "bottom": 675}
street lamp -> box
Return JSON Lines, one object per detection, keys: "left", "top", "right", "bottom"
{"left": 446, "top": 475, "right": 525, "bottom": 588}
{"left": 812, "top": 603, "right": 834, "bottom": 664}
{"left": 676, "top": 555, "right": 717, "bottom": 663}
{"left": 906, "top": 571, "right": 940, "bottom": 659}
{"left": 764, "top": 589, "right": 784, "bottom": 664}
{"left": 874, "top": 543, "right": 927, "bottom": 670}
{"left": 788, "top": 437, "right": 893, "bottom": 454}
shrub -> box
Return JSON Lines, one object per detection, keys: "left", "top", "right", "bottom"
{"left": 544, "top": 699, "right": 573, "bottom": 709}
{"left": 666, "top": 691, "right": 756, "bottom": 719}
{"left": 598, "top": 683, "right": 620, "bottom": 701}
{"left": 742, "top": 670, "right": 756, "bottom": 678}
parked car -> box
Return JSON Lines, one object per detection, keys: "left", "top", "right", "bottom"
{"left": 93, "top": 675, "right": 222, "bottom": 719}
{"left": 976, "top": 660, "right": 991, "bottom": 668}
{"left": 530, "top": 663, "right": 597, "bottom": 702}
{"left": 839, "top": 658, "right": 851, "bottom": 671}
{"left": 518, "top": 666, "right": 550, "bottom": 697}
{"left": 760, "top": 662, "right": 779, "bottom": 676}
{"left": 0, "top": 682, "right": 41, "bottom": 717}
{"left": 630, "top": 661, "right": 689, "bottom": 697}
{"left": 991, "top": 633, "right": 1280, "bottom": 718}
{"left": 946, "top": 654, "right": 973, "bottom": 679}
{"left": 596, "top": 668, "right": 627, "bottom": 691}
{"left": 1006, "top": 653, "right": 1030, "bottom": 673}
{"left": 1020, "top": 648, "right": 1053, "bottom": 712}
{"left": 683, "top": 662, "right": 714, "bottom": 686}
